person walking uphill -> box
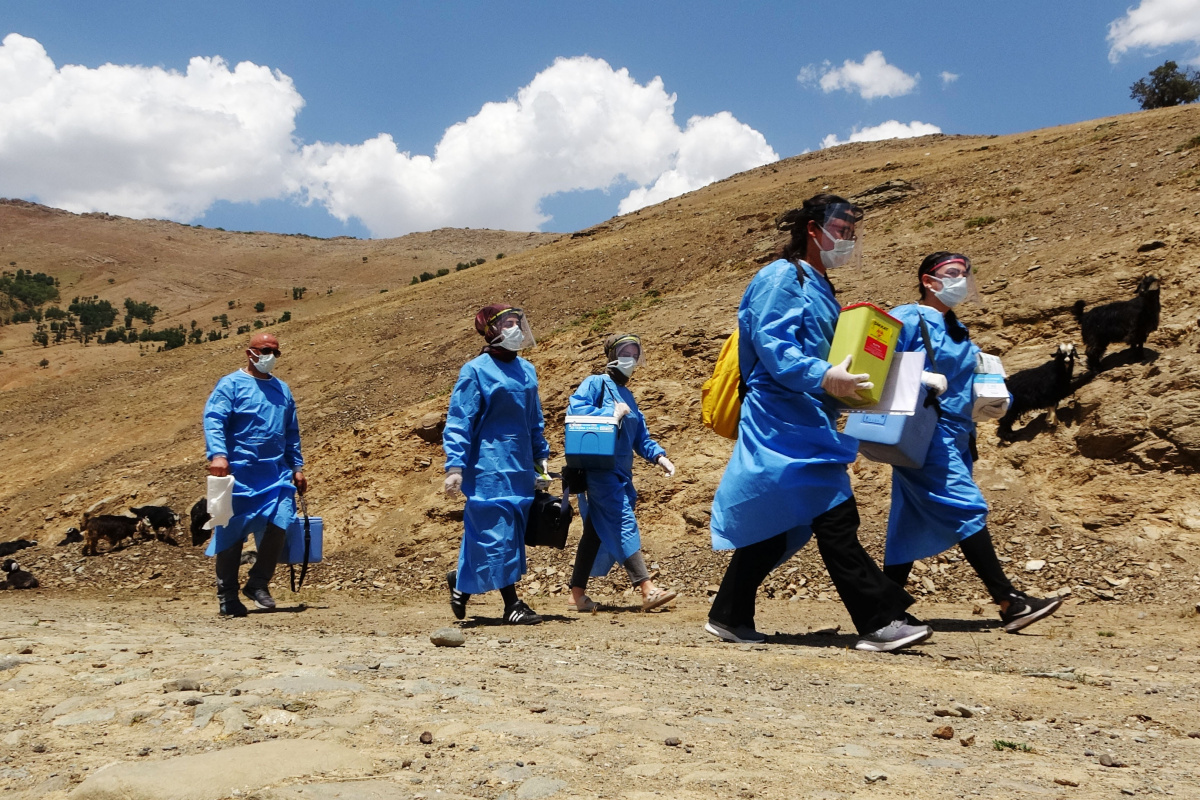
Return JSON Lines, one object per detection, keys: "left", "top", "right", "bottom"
{"left": 443, "top": 305, "right": 551, "bottom": 625}
{"left": 566, "top": 333, "right": 679, "bottom": 613}
{"left": 707, "top": 193, "right": 931, "bottom": 652}
{"left": 883, "top": 252, "right": 1063, "bottom": 632}
{"left": 204, "top": 332, "right": 307, "bottom": 617}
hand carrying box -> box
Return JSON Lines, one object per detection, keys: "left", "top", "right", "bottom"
{"left": 826, "top": 303, "right": 903, "bottom": 407}
{"left": 280, "top": 515, "right": 323, "bottom": 564}
{"left": 845, "top": 388, "right": 940, "bottom": 469}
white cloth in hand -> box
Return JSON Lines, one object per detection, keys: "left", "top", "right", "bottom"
{"left": 612, "top": 402, "right": 631, "bottom": 423}
{"left": 204, "top": 475, "right": 235, "bottom": 530}
{"left": 822, "top": 356, "right": 874, "bottom": 399}
{"left": 657, "top": 455, "right": 676, "bottom": 477}
{"left": 920, "top": 371, "right": 949, "bottom": 397}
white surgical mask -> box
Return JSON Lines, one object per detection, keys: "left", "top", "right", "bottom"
{"left": 495, "top": 326, "right": 524, "bottom": 351}
{"left": 933, "top": 276, "right": 970, "bottom": 307}
{"left": 251, "top": 352, "right": 277, "bottom": 374}
{"left": 608, "top": 356, "right": 638, "bottom": 378}
{"left": 819, "top": 234, "right": 857, "bottom": 270}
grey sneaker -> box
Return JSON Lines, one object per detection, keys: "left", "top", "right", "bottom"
{"left": 705, "top": 619, "right": 767, "bottom": 644}
{"left": 855, "top": 619, "right": 933, "bottom": 652}
{"left": 243, "top": 587, "right": 275, "bottom": 610}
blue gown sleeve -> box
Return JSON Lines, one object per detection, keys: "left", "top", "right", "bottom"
{"left": 443, "top": 364, "right": 482, "bottom": 471}
{"left": 285, "top": 389, "right": 304, "bottom": 471}
{"left": 631, "top": 410, "right": 666, "bottom": 464}
{"left": 742, "top": 274, "right": 831, "bottom": 393}
{"left": 528, "top": 366, "right": 551, "bottom": 462}
{"left": 203, "top": 379, "right": 232, "bottom": 460}
{"left": 567, "top": 376, "right": 608, "bottom": 416}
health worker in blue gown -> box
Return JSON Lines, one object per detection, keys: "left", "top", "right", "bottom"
{"left": 442, "top": 304, "right": 551, "bottom": 626}
{"left": 565, "top": 333, "right": 679, "bottom": 613}
{"left": 883, "top": 252, "right": 1062, "bottom": 633}
{"left": 707, "top": 193, "right": 931, "bottom": 653}
{"left": 204, "top": 332, "right": 307, "bottom": 618}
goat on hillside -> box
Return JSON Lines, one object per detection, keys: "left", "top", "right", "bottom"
{"left": 1072, "top": 275, "right": 1160, "bottom": 372}
{"left": 1, "top": 559, "right": 38, "bottom": 590}
{"left": 997, "top": 343, "right": 1077, "bottom": 441}
{"left": 80, "top": 513, "right": 149, "bottom": 556}
{"left": 0, "top": 538, "right": 36, "bottom": 557}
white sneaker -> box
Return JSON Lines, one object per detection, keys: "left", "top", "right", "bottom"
{"left": 854, "top": 619, "right": 933, "bottom": 652}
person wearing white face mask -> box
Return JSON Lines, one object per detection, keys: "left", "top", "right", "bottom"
{"left": 203, "top": 332, "right": 307, "bottom": 617}
{"left": 442, "top": 304, "right": 551, "bottom": 625}
{"left": 881, "top": 252, "right": 1061, "bottom": 633}
{"left": 707, "top": 193, "right": 932, "bottom": 653}
{"left": 565, "top": 333, "right": 679, "bottom": 612}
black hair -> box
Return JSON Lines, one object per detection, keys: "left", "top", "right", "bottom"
{"left": 776, "top": 193, "right": 863, "bottom": 265}
{"left": 917, "top": 251, "right": 970, "bottom": 343}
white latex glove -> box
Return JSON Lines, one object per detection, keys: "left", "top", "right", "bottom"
{"left": 612, "top": 402, "right": 631, "bottom": 423}
{"left": 822, "top": 356, "right": 874, "bottom": 399}
{"left": 974, "top": 396, "right": 1011, "bottom": 421}
{"left": 657, "top": 455, "right": 676, "bottom": 477}
{"left": 444, "top": 468, "right": 463, "bottom": 496}
{"left": 920, "top": 371, "right": 949, "bottom": 397}
{"left": 534, "top": 459, "right": 552, "bottom": 491}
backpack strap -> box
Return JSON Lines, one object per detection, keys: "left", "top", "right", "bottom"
{"left": 289, "top": 494, "right": 311, "bottom": 593}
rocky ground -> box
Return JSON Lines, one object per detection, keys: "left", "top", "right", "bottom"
{"left": 3, "top": 592, "right": 1199, "bottom": 800}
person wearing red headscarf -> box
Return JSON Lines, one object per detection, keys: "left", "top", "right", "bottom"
{"left": 441, "top": 305, "right": 550, "bottom": 624}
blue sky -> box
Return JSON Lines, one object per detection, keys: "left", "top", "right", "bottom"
{"left": 2, "top": 1, "right": 1198, "bottom": 238}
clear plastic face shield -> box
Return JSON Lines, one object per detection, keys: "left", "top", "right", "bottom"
{"left": 810, "top": 203, "right": 864, "bottom": 271}
{"left": 921, "top": 255, "right": 980, "bottom": 307}
{"left": 490, "top": 308, "right": 536, "bottom": 350}
{"left": 607, "top": 335, "right": 644, "bottom": 366}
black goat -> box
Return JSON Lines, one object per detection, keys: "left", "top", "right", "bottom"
{"left": 998, "top": 343, "right": 1077, "bottom": 441}
{"left": 1072, "top": 275, "right": 1160, "bottom": 372}
{"left": 0, "top": 538, "right": 37, "bottom": 557}
{"left": 1, "top": 559, "right": 39, "bottom": 590}
{"left": 131, "top": 505, "right": 179, "bottom": 533}
{"left": 57, "top": 527, "right": 83, "bottom": 546}
{"left": 190, "top": 498, "right": 212, "bottom": 547}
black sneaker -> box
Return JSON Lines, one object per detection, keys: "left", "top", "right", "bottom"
{"left": 704, "top": 619, "right": 766, "bottom": 644}
{"left": 504, "top": 600, "right": 543, "bottom": 625}
{"left": 243, "top": 586, "right": 275, "bottom": 610}
{"left": 1000, "top": 592, "right": 1063, "bottom": 633}
{"left": 448, "top": 571, "right": 468, "bottom": 620}
{"left": 219, "top": 595, "right": 249, "bottom": 617}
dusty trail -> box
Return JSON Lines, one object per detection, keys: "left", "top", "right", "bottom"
{"left": 3, "top": 593, "right": 1198, "bottom": 799}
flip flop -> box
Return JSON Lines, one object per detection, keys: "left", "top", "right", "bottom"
{"left": 641, "top": 588, "right": 677, "bottom": 611}
{"left": 568, "top": 595, "right": 599, "bottom": 612}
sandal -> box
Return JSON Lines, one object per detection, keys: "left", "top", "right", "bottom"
{"left": 569, "top": 595, "right": 599, "bottom": 613}
{"left": 641, "top": 587, "right": 677, "bottom": 612}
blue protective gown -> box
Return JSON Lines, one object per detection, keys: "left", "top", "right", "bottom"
{"left": 443, "top": 353, "right": 551, "bottom": 594}
{"left": 203, "top": 370, "right": 304, "bottom": 556}
{"left": 710, "top": 259, "right": 859, "bottom": 556}
{"left": 884, "top": 304, "right": 988, "bottom": 565}
{"left": 567, "top": 374, "right": 667, "bottom": 577}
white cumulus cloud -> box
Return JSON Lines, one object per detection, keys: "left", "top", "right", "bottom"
{"left": 296, "top": 57, "right": 778, "bottom": 235}
{"left": 0, "top": 33, "right": 303, "bottom": 221}
{"left": 0, "top": 35, "right": 780, "bottom": 236}
{"left": 940, "top": 71, "right": 959, "bottom": 85}
{"left": 799, "top": 51, "right": 918, "bottom": 99}
{"left": 1108, "top": 0, "right": 1200, "bottom": 62}
{"left": 820, "top": 120, "right": 942, "bottom": 149}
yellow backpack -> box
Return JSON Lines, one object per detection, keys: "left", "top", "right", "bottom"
{"left": 701, "top": 330, "right": 745, "bottom": 440}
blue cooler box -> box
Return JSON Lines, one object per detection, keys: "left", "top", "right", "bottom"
{"left": 845, "top": 399, "right": 938, "bottom": 469}
{"left": 279, "top": 516, "right": 323, "bottom": 564}
{"left": 564, "top": 415, "right": 620, "bottom": 470}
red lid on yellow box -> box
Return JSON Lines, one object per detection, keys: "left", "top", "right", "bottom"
{"left": 839, "top": 302, "right": 901, "bottom": 325}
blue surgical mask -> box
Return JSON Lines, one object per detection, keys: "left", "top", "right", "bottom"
{"left": 934, "top": 276, "right": 970, "bottom": 307}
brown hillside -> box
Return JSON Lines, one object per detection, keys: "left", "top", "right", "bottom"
{"left": 1, "top": 104, "right": 1198, "bottom": 609}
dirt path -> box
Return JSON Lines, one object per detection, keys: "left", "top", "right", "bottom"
{"left": 3, "top": 593, "right": 1197, "bottom": 799}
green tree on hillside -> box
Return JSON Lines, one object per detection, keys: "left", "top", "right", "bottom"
{"left": 1130, "top": 60, "right": 1200, "bottom": 109}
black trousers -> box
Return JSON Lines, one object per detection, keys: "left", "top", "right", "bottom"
{"left": 215, "top": 524, "right": 286, "bottom": 597}
{"left": 709, "top": 497, "right": 913, "bottom": 635}
{"left": 569, "top": 515, "right": 651, "bottom": 591}
{"left": 882, "top": 526, "right": 1016, "bottom": 603}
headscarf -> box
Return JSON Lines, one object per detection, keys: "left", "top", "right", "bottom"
{"left": 603, "top": 332, "right": 641, "bottom": 385}
{"left": 475, "top": 304, "right": 520, "bottom": 362}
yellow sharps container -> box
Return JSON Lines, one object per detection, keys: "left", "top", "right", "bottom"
{"left": 826, "top": 302, "right": 902, "bottom": 407}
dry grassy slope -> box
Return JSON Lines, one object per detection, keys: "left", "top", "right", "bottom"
{"left": 1, "top": 104, "right": 1199, "bottom": 606}
{"left": 0, "top": 200, "right": 558, "bottom": 389}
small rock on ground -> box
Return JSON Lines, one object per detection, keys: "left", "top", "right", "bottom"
{"left": 430, "top": 627, "right": 465, "bottom": 647}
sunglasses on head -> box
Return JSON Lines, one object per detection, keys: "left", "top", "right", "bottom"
{"left": 251, "top": 347, "right": 281, "bottom": 357}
